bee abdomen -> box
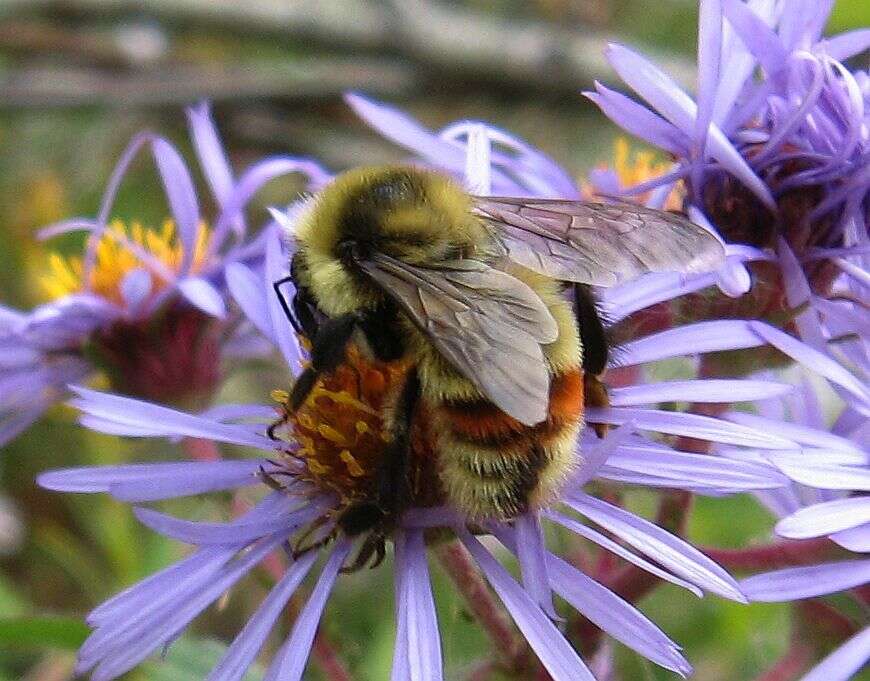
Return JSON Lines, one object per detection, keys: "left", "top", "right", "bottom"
{"left": 433, "top": 369, "right": 584, "bottom": 519}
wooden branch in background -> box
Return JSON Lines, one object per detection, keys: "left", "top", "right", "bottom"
{"left": 1, "top": 0, "right": 693, "bottom": 108}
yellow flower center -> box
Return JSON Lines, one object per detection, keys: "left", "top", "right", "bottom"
{"left": 584, "top": 138, "right": 685, "bottom": 211}
{"left": 41, "top": 219, "right": 211, "bottom": 305}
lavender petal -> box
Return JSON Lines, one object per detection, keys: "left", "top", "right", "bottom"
{"left": 586, "top": 406, "right": 796, "bottom": 449}
{"left": 69, "top": 386, "right": 274, "bottom": 450}
{"left": 563, "top": 494, "right": 746, "bottom": 601}
{"left": 459, "top": 530, "right": 596, "bottom": 681}
{"left": 393, "top": 529, "right": 443, "bottom": 681}
{"left": 617, "top": 320, "right": 765, "bottom": 366}
{"left": 741, "top": 559, "right": 870, "bottom": 601}
{"left": 775, "top": 497, "right": 870, "bottom": 539}
{"left": 38, "top": 460, "right": 265, "bottom": 501}
{"left": 133, "top": 496, "right": 329, "bottom": 544}
{"left": 178, "top": 277, "right": 228, "bottom": 319}
{"left": 609, "top": 379, "right": 792, "bottom": 406}
{"left": 264, "top": 538, "right": 352, "bottom": 681}
{"left": 515, "top": 513, "right": 557, "bottom": 619}
{"left": 151, "top": 137, "right": 200, "bottom": 274}
{"left": 206, "top": 551, "right": 319, "bottom": 681}
{"left": 545, "top": 510, "right": 703, "bottom": 597}
{"left": 226, "top": 263, "right": 274, "bottom": 343}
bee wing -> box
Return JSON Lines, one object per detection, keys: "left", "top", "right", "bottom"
{"left": 357, "top": 254, "right": 558, "bottom": 426}
{"left": 472, "top": 197, "right": 726, "bottom": 286}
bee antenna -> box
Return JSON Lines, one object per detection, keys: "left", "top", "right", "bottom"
{"left": 272, "top": 275, "right": 304, "bottom": 334}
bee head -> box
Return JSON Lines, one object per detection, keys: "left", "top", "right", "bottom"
{"left": 295, "top": 166, "right": 492, "bottom": 316}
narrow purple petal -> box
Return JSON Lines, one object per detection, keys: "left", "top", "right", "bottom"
{"left": 820, "top": 29, "right": 870, "bottom": 60}
{"left": 604, "top": 43, "right": 775, "bottom": 208}
{"left": 88, "top": 547, "right": 235, "bottom": 627}
{"left": 617, "top": 320, "right": 765, "bottom": 366}
{"left": 345, "top": 93, "right": 467, "bottom": 172}
{"left": 830, "top": 524, "right": 870, "bottom": 553}
{"left": 587, "top": 406, "right": 796, "bottom": 449}
{"left": 493, "top": 525, "right": 690, "bottom": 675}
{"left": 775, "top": 497, "right": 870, "bottom": 539}
{"left": 609, "top": 379, "right": 792, "bottom": 406}
{"left": 547, "top": 556, "right": 689, "bottom": 674}
{"left": 226, "top": 263, "right": 274, "bottom": 342}
{"left": 211, "top": 157, "right": 330, "bottom": 255}
{"left": 186, "top": 102, "right": 234, "bottom": 208}
{"left": 88, "top": 533, "right": 290, "bottom": 681}
{"left": 584, "top": 84, "right": 688, "bottom": 156}
{"left": 725, "top": 412, "right": 866, "bottom": 455}
{"left": 265, "top": 228, "right": 303, "bottom": 372}
{"left": 392, "top": 529, "right": 443, "bottom": 681}
{"left": 89, "top": 495, "right": 290, "bottom": 627}
{"left": 721, "top": 0, "right": 788, "bottom": 75}
{"left": 459, "top": 530, "right": 596, "bottom": 681}
{"left": 151, "top": 137, "right": 199, "bottom": 274}
{"left": 178, "top": 277, "right": 227, "bottom": 319}
{"left": 119, "top": 269, "right": 153, "bottom": 311}
{"left": 544, "top": 510, "right": 703, "bottom": 596}
{"left": 767, "top": 457, "right": 870, "bottom": 491}
{"left": 264, "top": 539, "right": 352, "bottom": 681}
{"left": 749, "top": 322, "right": 870, "bottom": 407}
{"left": 38, "top": 460, "right": 265, "bottom": 501}
{"left": 776, "top": 239, "right": 827, "bottom": 350}
{"left": 69, "top": 387, "right": 274, "bottom": 450}
{"left": 133, "top": 496, "right": 329, "bottom": 544}
{"left": 564, "top": 493, "right": 746, "bottom": 601}
{"left": 515, "top": 513, "right": 556, "bottom": 619}
{"left": 573, "top": 423, "right": 635, "bottom": 486}
{"left": 206, "top": 551, "right": 319, "bottom": 681}
{"left": 604, "top": 445, "right": 789, "bottom": 491}
{"left": 740, "top": 559, "right": 870, "bottom": 601}
{"left": 801, "top": 627, "right": 870, "bottom": 681}
{"left": 693, "top": 0, "right": 723, "bottom": 185}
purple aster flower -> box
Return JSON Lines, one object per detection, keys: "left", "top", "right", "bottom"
{"left": 36, "top": 228, "right": 807, "bottom": 679}
{"left": 703, "top": 366, "right": 870, "bottom": 680}
{"left": 0, "top": 102, "right": 328, "bottom": 445}
{"left": 586, "top": 0, "right": 869, "bottom": 338}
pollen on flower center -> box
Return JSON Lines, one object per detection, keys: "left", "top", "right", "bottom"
{"left": 271, "top": 346, "right": 404, "bottom": 501}
{"left": 41, "top": 218, "right": 211, "bottom": 305}
{"left": 270, "top": 345, "right": 442, "bottom": 512}
{"left": 585, "top": 138, "right": 685, "bottom": 211}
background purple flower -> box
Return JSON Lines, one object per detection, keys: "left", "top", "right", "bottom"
{"left": 587, "top": 0, "right": 869, "bottom": 354}
{"left": 0, "top": 103, "right": 328, "bottom": 445}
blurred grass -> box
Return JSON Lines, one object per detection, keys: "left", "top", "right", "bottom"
{"left": 0, "top": 1, "right": 867, "bottom": 679}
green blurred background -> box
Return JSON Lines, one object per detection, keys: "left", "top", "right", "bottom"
{"left": 0, "top": 1, "right": 867, "bottom": 679}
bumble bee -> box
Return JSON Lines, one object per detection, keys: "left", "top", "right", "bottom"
{"left": 275, "top": 166, "right": 724, "bottom": 554}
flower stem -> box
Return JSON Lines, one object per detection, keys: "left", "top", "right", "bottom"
{"left": 182, "top": 436, "right": 221, "bottom": 461}
{"left": 435, "top": 540, "right": 529, "bottom": 674}
{"left": 701, "top": 537, "right": 842, "bottom": 572}
{"left": 753, "top": 642, "right": 813, "bottom": 681}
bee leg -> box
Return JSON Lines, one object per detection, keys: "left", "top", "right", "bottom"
{"left": 340, "top": 532, "right": 387, "bottom": 573}
{"left": 573, "top": 284, "right": 611, "bottom": 438}
{"left": 335, "top": 370, "right": 421, "bottom": 571}
{"left": 292, "top": 517, "right": 337, "bottom": 559}
{"left": 289, "top": 313, "right": 359, "bottom": 410}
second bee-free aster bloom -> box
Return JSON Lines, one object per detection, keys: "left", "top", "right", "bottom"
{"left": 0, "top": 102, "right": 328, "bottom": 445}
{"left": 36, "top": 222, "right": 808, "bottom": 680}
{"left": 586, "top": 0, "right": 869, "bottom": 337}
